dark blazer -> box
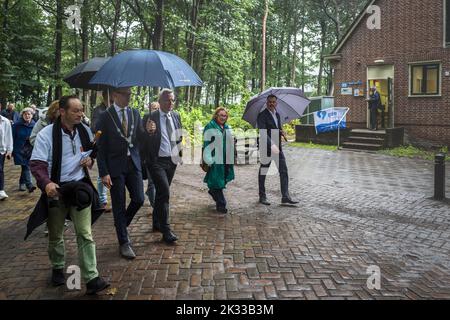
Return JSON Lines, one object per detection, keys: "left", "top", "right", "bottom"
{"left": 96, "top": 106, "right": 145, "bottom": 178}
{"left": 257, "top": 108, "right": 282, "bottom": 154}
{"left": 368, "top": 91, "right": 382, "bottom": 110}
{"left": 141, "top": 109, "right": 183, "bottom": 166}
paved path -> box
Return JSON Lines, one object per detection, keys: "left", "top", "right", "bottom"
{"left": 0, "top": 147, "right": 449, "bottom": 300}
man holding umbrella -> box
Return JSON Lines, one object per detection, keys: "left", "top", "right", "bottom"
{"left": 257, "top": 94, "right": 299, "bottom": 206}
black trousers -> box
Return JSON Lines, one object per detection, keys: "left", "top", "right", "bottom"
{"left": 209, "top": 189, "right": 227, "bottom": 209}
{"left": 370, "top": 107, "right": 378, "bottom": 130}
{"left": 258, "top": 151, "right": 289, "bottom": 199}
{"left": 149, "top": 157, "right": 177, "bottom": 233}
{"left": 110, "top": 158, "right": 144, "bottom": 245}
{"left": 0, "top": 153, "right": 5, "bottom": 190}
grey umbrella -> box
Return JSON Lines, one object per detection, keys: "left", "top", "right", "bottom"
{"left": 242, "top": 87, "right": 311, "bottom": 128}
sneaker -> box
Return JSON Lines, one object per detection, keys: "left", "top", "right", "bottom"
{"left": 0, "top": 190, "right": 8, "bottom": 201}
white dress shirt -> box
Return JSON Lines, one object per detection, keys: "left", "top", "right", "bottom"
{"left": 114, "top": 103, "right": 131, "bottom": 156}
{"left": 158, "top": 110, "right": 176, "bottom": 157}
{"left": 0, "top": 115, "right": 13, "bottom": 155}
{"left": 268, "top": 108, "right": 279, "bottom": 128}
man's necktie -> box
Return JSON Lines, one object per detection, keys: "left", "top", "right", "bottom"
{"left": 121, "top": 109, "right": 128, "bottom": 137}
{"left": 166, "top": 113, "right": 176, "bottom": 150}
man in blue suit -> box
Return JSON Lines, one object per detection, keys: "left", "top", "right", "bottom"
{"left": 367, "top": 86, "right": 382, "bottom": 131}
{"left": 96, "top": 87, "right": 147, "bottom": 259}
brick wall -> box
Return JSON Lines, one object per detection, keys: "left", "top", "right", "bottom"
{"left": 332, "top": 0, "right": 450, "bottom": 146}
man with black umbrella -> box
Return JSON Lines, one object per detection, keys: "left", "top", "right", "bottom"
{"left": 257, "top": 94, "right": 299, "bottom": 206}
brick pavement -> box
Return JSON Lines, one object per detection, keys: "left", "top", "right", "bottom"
{"left": 0, "top": 146, "right": 449, "bottom": 300}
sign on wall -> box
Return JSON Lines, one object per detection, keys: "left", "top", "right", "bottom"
{"left": 341, "top": 88, "right": 353, "bottom": 95}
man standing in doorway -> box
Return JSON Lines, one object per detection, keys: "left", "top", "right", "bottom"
{"left": 367, "top": 86, "right": 381, "bottom": 131}
{"left": 257, "top": 94, "right": 298, "bottom": 206}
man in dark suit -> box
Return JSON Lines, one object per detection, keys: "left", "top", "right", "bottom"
{"left": 142, "top": 89, "right": 182, "bottom": 244}
{"left": 257, "top": 94, "right": 298, "bottom": 206}
{"left": 367, "top": 86, "right": 381, "bottom": 131}
{"left": 96, "top": 87, "right": 146, "bottom": 259}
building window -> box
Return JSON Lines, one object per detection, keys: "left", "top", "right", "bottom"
{"left": 446, "top": 0, "right": 450, "bottom": 45}
{"left": 410, "top": 63, "right": 441, "bottom": 96}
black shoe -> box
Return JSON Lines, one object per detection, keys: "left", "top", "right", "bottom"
{"left": 51, "top": 268, "right": 65, "bottom": 287}
{"left": 282, "top": 198, "right": 299, "bottom": 205}
{"left": 216, "top": 207, "right": 228, "bottom": 214}
{"left": 27, "top": 185, "right": 36, "bottom": 193}
{"left": 259, "top": 197, "right": 271, "bottom": 206}
{"left": 162, "top": 230, "right": 178, "bottom": 244}
{"left": 120, "top": 243, "right": 136, "bottom": 259}
{"left": 86, "top": 277, "right": 110, "bottom": 295}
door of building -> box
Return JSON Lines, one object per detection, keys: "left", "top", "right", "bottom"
{"left": 367, "top": 65, "right": 395, "bottom": 129}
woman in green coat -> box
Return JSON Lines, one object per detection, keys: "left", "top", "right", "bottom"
{"left": 203, "top": 107, "right": 235, "bottom": 214}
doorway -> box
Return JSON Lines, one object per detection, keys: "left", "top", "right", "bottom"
{"left": 367, "top": 65, "right": 394, "bottom": 129}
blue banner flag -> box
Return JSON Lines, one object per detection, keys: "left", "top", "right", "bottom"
{"left": 314, "top": 107, "right": 348, "bottom": 134}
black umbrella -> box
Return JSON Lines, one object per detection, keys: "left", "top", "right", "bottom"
{"left": 64, "top": 57, "right": 111, "bottom": 90}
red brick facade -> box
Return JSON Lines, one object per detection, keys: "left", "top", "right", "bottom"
{"left": 329, "top": 0, "right": 450, "bottom": 146}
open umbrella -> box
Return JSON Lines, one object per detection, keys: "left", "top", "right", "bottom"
{"left": 242, "top": 87, "right": 311, "bottom": 128}
{"left": 89, "top": 49, "right": 203, "bottom": 88}
{"left": 63, "top": 57, "right": 111, "bottom": 90}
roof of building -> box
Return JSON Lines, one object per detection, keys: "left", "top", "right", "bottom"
{"left": 325, "top": 0, "right": 377, "bottom": 59}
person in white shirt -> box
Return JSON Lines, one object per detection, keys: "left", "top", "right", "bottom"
{"left": 0, "top": 115, "right": 13, "bottom": 200}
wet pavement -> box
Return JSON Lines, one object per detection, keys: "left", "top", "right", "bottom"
{"left": 0, "top": 146, "right": 449, "bottom": 300}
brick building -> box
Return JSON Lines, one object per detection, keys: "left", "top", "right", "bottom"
{"left": 325, "top": 0, "right": 450, "bottom": 146}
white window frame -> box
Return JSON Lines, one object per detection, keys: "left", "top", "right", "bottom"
{"left": 408, "top": 61, "right": 442, "bottom": 98}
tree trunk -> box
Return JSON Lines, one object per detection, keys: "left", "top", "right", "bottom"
{"left": 152, "top": 0, "right": 164, "bottom": 50}
{"left": 317, "top": 20, "right": 327, "bottom": 96}
{"left": 54, "top": 0, "right": 63, "bottom": 100}
{"left": 301, "top": 26, "right": 305, "bottom": 93}
{"left": 185, "top": 0, "right": 202, "bottom": 105}
{"left": 261, "top": 0, "right": 269, "bottom": 92}
{"left": 290, "top": 30, "right": 298, "bottom": 87}
{"left": 81, "top": 0, "right": 90, "bottom": 109}
{"left": 111, "top": 0, "right": 122, "bottom": 55}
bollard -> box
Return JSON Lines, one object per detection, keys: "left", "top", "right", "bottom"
{"left": 434, "top": 153, "right": 446, "bottom": 200}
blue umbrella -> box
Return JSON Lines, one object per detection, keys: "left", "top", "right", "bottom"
{"left": 242, "top": 87, "right": 311, "bottom": 128}
{"left": 89, "top": 49, "right": 203, "bottom": 88}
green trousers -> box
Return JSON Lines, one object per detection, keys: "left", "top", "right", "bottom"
{"left": 47, "top": 200, "right": 99, "bottom": 283}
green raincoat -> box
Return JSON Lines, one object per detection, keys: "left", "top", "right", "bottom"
{"left": 203, "top": 119, "right": 235, "bottom": 190}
